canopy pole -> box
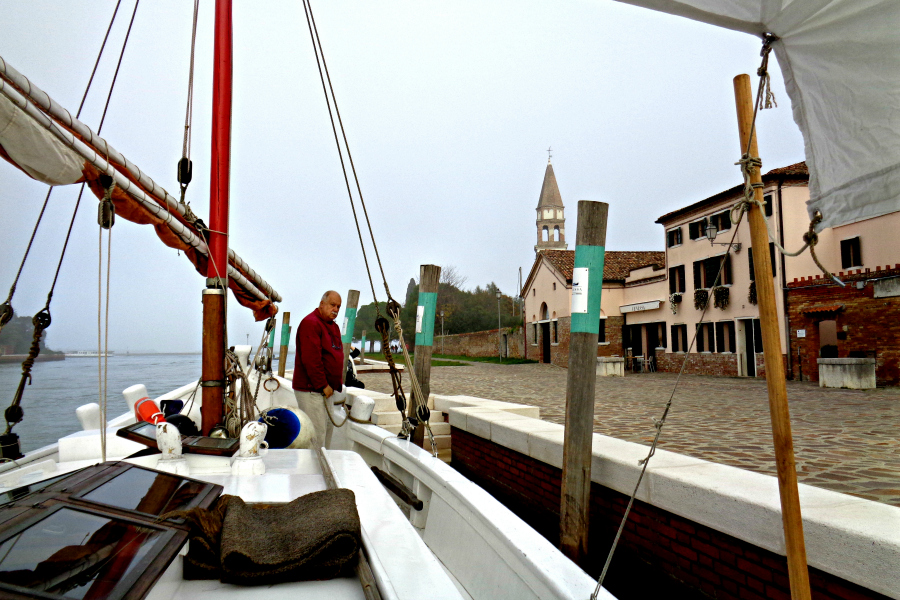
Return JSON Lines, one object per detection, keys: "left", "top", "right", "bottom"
{"left": 733, "top": 73, "right": 811, "bottom": 600}
{"left": 201, "top": 0, "right": 233, "bottom": 435}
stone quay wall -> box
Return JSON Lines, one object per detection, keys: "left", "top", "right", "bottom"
{"left": 439, "top": 396, "right": 899, "bottom": 600}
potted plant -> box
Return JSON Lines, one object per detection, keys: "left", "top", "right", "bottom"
{"left": 748, "top": 280, "right": 758, "bottom": 305}
{"left": 694, "top": 288, "right": 709, "bottom": 310}
{"left": 669, "top": 292, "right": 682, "bottom": 314}
{"left": 713, "top": 285, "right": 730, "bottom": 310}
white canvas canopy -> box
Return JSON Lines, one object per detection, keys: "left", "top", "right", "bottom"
{"left": 614, "top": 0, "right": 900, "bottom": 230}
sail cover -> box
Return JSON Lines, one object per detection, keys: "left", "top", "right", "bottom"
{"left": 613, "top": 0, "right": 900, "bottom": 230}
{"left": 0, "top": 57, "right": 280, "bottom": 321}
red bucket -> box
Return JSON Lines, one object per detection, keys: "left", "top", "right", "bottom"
{"left": 134, "top": 397, "right": 164, "bottom": 424}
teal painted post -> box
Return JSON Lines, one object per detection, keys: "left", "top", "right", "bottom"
{"left": 342, "top": 290, "right": 360, "bottom": 368}
{"left": 277, "top": 312, "right": 291, "bottom": 377}
{"left": 560, "top": 200, "right": 608, "bottom": 565}
{"left": 412, "top": 264, "right": 441, "bottom": 447}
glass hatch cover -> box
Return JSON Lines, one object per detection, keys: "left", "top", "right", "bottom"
{"left": 0, "top": 506, "right": 165, "bottom": 598}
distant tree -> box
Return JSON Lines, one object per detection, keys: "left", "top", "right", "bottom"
{"left": 397, "top": 270, "right": 522, "bottom": 348}
{"left": 353, "top": 301, "right": 399, "bottom": 342}
{"left": 0, "top": 312, "right": 60, "bottom": 355}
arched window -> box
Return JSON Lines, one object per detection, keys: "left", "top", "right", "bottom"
{"left": 542, "top": 226, "right": 549, "bottom": 242}
{"left": 553, "top": 226, "right": 560, "bottom": 242}
{"left": 540, "top": 302, "right": 549, "bottom": 320}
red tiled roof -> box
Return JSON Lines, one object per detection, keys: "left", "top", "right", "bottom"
{"left": 802, "top": 304, "right": 843, "bottom": 314}
{"left": 656, "top": 161, "right": 809, "bottom": 225}
{"left": 540, "top": 249, "right": 665, "bottom": 282}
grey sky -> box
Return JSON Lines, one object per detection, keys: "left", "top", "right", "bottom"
{"left": 0, "top": 0, "right": 803, "bottom": 353}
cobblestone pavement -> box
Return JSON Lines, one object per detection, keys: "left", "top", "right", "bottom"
{"left": 361, "top": 362, "right": 900, "bottom": 507}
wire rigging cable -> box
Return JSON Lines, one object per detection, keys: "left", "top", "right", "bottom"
{"left": 178, "top": 0, "right": 200, "bottom": 205}
{"left": 0, "top": 0, "right": 125, "bottom": 336}
{"left": 301, "top": 0, "right": 436, "bottom": 453}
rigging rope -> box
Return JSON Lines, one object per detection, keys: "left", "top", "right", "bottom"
{"left": 2, "top": 0, "right": 139, "bottom": 455}
{"left": 591, "top": 33, "right": 809, "bottom": 597}
{"left": 178, "top": 0, "right": 200, "bottom": 205}
{"left": 0, "top": 0, "right": 125, "bottom": 336}
{"left": 300, "top": 0, "right": 434, "bottom": 450}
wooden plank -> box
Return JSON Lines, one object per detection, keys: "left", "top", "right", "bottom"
{"left": 733, "top": 73, "right": 812, "bottom": 600}
{"left": 277, "top": 311, "right": 291, "bottom": 377}
{"left": 412, "top": 264, "right": 441, "bottom": 447}
{"left": 560, "top": 200, "right": 608, "bottom": 564}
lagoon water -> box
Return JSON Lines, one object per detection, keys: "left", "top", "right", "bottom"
{"left": 0, "top": 353, "right": 292, "bottom": 453}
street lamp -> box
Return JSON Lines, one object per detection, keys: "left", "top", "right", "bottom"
{"left": 496, "top": 290, "right": 502, "bottom": 362}
{"left": 705, "top": 221, "right": 741, "bottom": 252}
{"left": 440, "top": 311, "right": 445, "bottom": 355}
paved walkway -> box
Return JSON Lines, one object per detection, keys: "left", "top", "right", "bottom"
{"left": 361, "top": 362, "right": 900, "bottom": 507}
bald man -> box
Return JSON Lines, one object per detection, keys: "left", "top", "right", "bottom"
{"left": 292, "top": 290, "right": 343, "bottom": 447}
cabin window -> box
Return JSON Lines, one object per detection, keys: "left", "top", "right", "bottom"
{"left": 688, "top": 218, "right": 709, "bottom": 240}
{"left": 748, "top": 243, "right": 777, "bottom": 280}
{"left": 840, "top": 237, "right": 862, "bottom": 268}
{"left": 764, "top": 194, "right": 773, "bottom": 217}
{"left": 667, "top": 228, "right": 682, "bottom": 247}
{"left": 715, "top": 321, "right": 737, "bottom": 353}
{"left": 670, "top": 324, "right": 688, "bottom": 353}
{"left": 693, "top": 255, "right": 732, "bottom": 289}
{"left": 669, "top": 265, "right": 686, "bottom": 294}
{"left": 598, "top": 318, "right": 607, "bottom": 344}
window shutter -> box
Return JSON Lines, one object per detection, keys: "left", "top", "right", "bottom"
{"left": 705, "top": 258, "right": 718, "bottom": 288}
{"left": 728, "top": 322, "right": 737, "bottom": 353}
{"left": 769, "top": 242, "right": 777, "bottom": 277}
{"left": 669, "top": 268, "right": 677, "bottom": 294}
{"left": 840, "top": 239, "right": 851, "bottom": 268}
{"left": 748, "top": 247, "right": 755, "bottom": 282}
{"left": 689, "top": 222, "right": 697, "bottom": 239}
{"left": 715, "top": 322, "right": 724, "bottom": 353}
{"left": 720, "top": 210, "right": 731, "bottom": 230}
{"left": 693, "top": 261, "right": 702, "bottom": 289}
{"left": 753, "top": 319, "right": 763, "bottom": 352}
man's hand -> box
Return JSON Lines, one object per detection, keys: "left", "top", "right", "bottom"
{"left": 323, "top": 385, "right": 334, "bottom": 398}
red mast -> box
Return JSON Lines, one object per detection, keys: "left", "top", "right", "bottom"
{"left": 201, "top": 0, "right": 232, "bottom": 435}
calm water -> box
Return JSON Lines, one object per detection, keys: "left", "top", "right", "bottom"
{"left": 0, "top": 353, "right": 264, "bottom": 452}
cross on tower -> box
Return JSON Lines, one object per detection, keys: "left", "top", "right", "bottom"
{"left": 547, "top": 146, "right": 552, "bottom": 163}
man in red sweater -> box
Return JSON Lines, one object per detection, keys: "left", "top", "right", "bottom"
{"left": 292, "top": 290, "right": 344, "bottom": 447}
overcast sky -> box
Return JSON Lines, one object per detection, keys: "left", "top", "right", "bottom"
{"left": 0, "top": 0, "right": 804, "bottom": 353}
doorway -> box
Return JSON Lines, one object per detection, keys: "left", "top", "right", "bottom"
{"left": 740, "top": 318, "right": 756, "bottom": 376}
{"left": 819, "top": 319, "right": 838, "bottom": 358}
{"left": 541, "top": 322, "right": 551, "bottom": 363}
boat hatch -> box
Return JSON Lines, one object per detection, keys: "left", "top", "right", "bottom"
{"left": 0, "top": 461, "right": 222, "bottom": 600}
{"left": 116, "top": 422, "right": 240, "bottom": 457}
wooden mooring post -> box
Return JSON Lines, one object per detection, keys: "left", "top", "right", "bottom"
{"left": 277, "top": 312, "right": 291, "bottom": 377}
{"left": 560, "top": 200, "right": 608, "bottom": 563}
{"left": 342, "top": 290, "right": 360, "bottom": 367}
{"left": 734, "top": 73, "right": 812, "bottom": 600}
{"left": 412, "top": 264, "right": 441, "bottom": 448}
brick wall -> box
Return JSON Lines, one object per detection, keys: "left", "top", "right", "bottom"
{"left": 528, "top": 315, "right": 626, "bottom": 368}
{"left": 435, "top": 327, "right": 525, "bottom": 359}
{"left": 451, "top": 427, "right": 889, "bottom": 600}
{"left": 787, "top": 267, "right": 900, "bottom": 385}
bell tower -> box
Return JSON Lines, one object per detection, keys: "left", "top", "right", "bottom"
{"left": 534, "top": 155, "right": 567, "bottom": 253}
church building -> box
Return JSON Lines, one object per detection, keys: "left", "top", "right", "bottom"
{"left": 521, "top": 159, "right": 665, "bottom": 366}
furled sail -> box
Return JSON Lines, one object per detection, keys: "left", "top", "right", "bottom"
{"left": 613, "top": 0, "right": 900, "bottom": 230}
{"left": 0, "top": 55, "right": 280, "bottom": 320}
